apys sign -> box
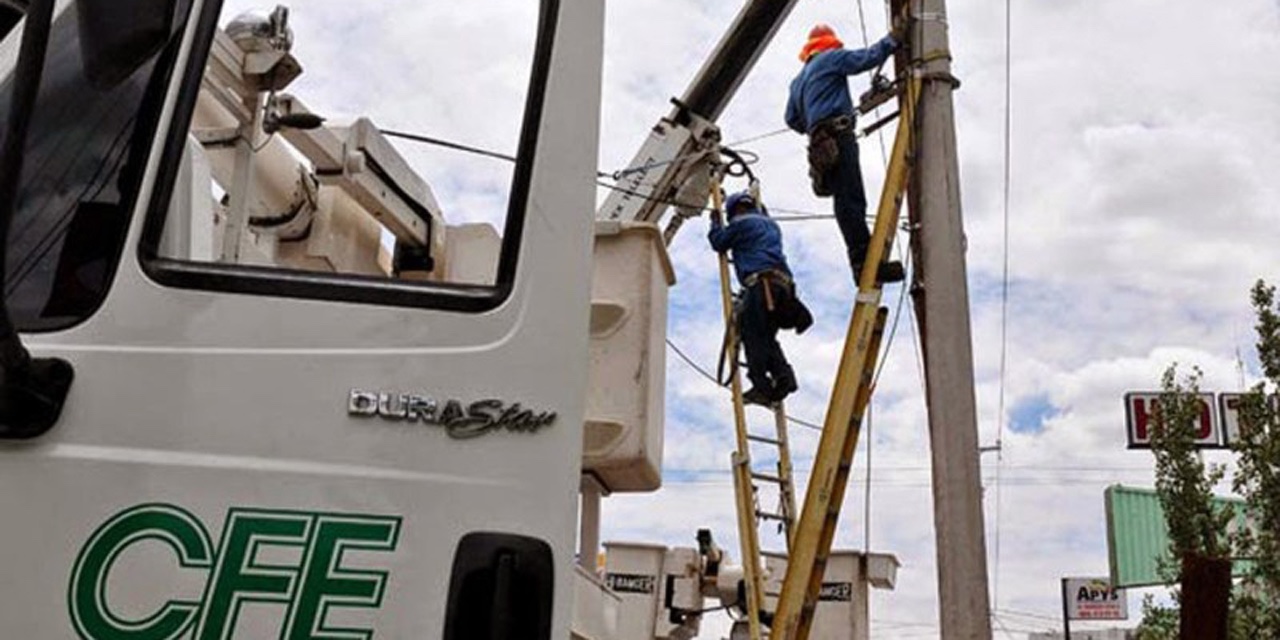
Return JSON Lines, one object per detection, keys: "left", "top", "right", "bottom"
{"left": 1064, "top": 577, "right": 1128, "bottom": 620}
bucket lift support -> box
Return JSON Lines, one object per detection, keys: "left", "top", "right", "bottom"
{"left": 597, "top": 0, "right": 803, "bottom": 237}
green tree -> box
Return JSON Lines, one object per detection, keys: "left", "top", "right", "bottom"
{"left": 1148, "top": 365, "right": 1231, "bottom": 560}
{"left": 1227, "top": 281, "right": 1280, "bottom": 633}
{"left": 1133, "top": 365, "right": 1232, "bottom": 640}
{"left": 1136, "top": 280, "right": 1280, "bottom": 638}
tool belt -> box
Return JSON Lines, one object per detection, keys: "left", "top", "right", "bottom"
{"left": 717, "top": 271, "right": 813, "bottom": 385}
{"left": 806, "top": 115, "right": 854, "bottom": 197}
{"left": 744, "top": 269, "right": 813, "bottom": 334}
{"left": 742, "top": 268, "right": 792, "bottom": 293}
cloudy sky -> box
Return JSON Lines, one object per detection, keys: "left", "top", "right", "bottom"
{"left": 224, "top": 0, "right": 1279, "bottom": 637}
{"left": 593, "top": 0, "right": 1279, "bottom": 637}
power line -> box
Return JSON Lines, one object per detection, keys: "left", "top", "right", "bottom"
{"left": 725, "top": 127, "right": 791, "bottom": 147}
{"left": 595, "top": 178, "right": 885, "bottom": 223}
{"left": 852, "top": 0, "right": 920, "bottom": 559}
{"left": 994, "top": 607, "right": 1062, "bottom": 624}
{"left": 664, "top": 337, "right": 825, "bottom": 431}
{"left": 992, "top": 0, "right": 1014, "bottom": 611}
{"left": 664, "top": 476, "right": 1154, "bottom": 489}
{"left": 382, "top": 124, "right": 864, "bottom": 223}
{"left": 853, "top": 0, "right": 891, "bottom": 168}
{"left": 381, "top": 128, "right": 518, "bottom": 163}
{"left": 666, "top": 464, "right": 1154, "bottom": 475}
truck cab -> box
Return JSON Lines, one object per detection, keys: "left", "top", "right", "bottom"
{"left": 0, "top": 0, "right": 608, "bottom": 637}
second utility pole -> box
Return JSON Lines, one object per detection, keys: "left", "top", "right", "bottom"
{"left": 902, "top": 0, "right": 994, "bottom": 635}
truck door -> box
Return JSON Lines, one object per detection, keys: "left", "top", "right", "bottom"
{"left": 0, "top": 0, "right": 604, "bottom": 637}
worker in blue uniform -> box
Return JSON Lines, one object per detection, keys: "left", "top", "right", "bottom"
{"left": 786, "top": 24, "right": 905, "bottom": 284}
{"left": 708, "top": 190, "right": 812, "bottom": 406}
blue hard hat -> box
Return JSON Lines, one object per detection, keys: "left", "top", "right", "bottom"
{"left": 724, "top": 191, "right": 756, "bottom": 217}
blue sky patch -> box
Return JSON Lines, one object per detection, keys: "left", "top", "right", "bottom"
{"left": 1009, "top": 393, "right": 1058, "bottom": 434}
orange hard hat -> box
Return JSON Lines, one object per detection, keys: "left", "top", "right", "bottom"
{"left": 800, "top": 24, "right": 843, "bottom": 61}
{"left": 809, "top": 23, "right": 837, "bottom": 39}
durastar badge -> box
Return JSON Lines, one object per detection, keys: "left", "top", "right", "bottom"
{"left": 348, "top": 390, "right": 556, "bottom": 439}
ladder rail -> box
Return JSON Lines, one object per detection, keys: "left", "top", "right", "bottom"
{"left": 772, "top": 75, "right": 922, "bottom": 639}
{"left": 710, "top": 181, "right": 767, "bottom": 640}
{"left": 773, "top": 403, "right": 798, "bottom": 549}
{"left": 795, "top": 309, "right": 889, "bottom": 639}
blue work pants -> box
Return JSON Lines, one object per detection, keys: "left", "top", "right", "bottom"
{"left": 828, "top": 129, "right": 870, "bottom": 273}
{"left": 738, "top": 280, "right": 793, "bottom": 393}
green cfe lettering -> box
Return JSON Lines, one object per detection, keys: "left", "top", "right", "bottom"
{"left": 194, "top": 510, "right": 312, "bottom": 640}
{"left": 69, "top": 504, "right": 214, "bottom": 640}
{"left": 69, "top": 505, "right": 401, "bottom": 640}
{"left": 286, "top": 516, "right": 400, "bottom": 640}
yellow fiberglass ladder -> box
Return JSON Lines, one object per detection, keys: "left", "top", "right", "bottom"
{"left": 711, "top": 36, "right": 921, "bottom": 640}
{"left": 707, "top": 184, "right": 800, "bottom": 640}
{"left": 766, "top": 69, "right": 923, "bottom": 640}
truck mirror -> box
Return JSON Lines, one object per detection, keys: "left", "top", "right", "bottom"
{"left": 75, "top": 0, "right": 174, "bottom": 90}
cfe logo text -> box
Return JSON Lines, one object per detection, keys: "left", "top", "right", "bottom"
{"left": 69, "top": 503, "right": 401, "bottom": 640}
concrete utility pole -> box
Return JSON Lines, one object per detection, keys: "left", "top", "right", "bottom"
{"left": 904, "top": 0, "right": 994, "bottom": 635}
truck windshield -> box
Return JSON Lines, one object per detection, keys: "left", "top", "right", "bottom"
{"left": 1, "top": 1, "right": 189, "bottom": 332}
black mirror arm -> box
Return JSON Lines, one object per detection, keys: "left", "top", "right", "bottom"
{"left": 0, "top": 0, "right": 74, "bottom": 440}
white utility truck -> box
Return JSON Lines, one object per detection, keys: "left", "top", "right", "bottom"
{"left": 0, "top": 0, "right": 902, "bottom": 638}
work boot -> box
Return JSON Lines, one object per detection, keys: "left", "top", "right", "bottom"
{"left": 742, "top": 386, "right": 775, "bottom": 407}
{"left": 852, "top": 259, "right": 906, "bottom": 285}
{"left": 772, "top": 369, "right": 798, "bottom": 401}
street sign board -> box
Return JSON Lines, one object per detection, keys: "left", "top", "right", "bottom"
{"left": 1220, "top": 392, "right": 1245, "bottom": 447}
{"left": 1063, "top": 577, "right": 1127, "bottom": 620}
{"left": 1219, "top": 392, "right": 1280, "bottom": 446}
{"left": 1124, "top": 392, "right": 1222, "bottom": 449}
{"left": 1105, "top": 485, "right": 1252, "bottom": 588}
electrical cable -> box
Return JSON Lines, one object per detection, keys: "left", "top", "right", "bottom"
{"left": 665, "top": 337, "right": 824, "bottom": 432}
{"left": 989, "top": 613, "right": 1018, "bottom": 639}
{"left": 665, "top": 474, "right": 1155, "bottom": 489}
{"left": 994, "top": 608, "right": 1062, "bottom": 623}
{"left": 608, "top": 147, "right": 717, "bottom": 181}
{"left": 854, "top": 0, "right": 891, "bottom": 168}
{"left": 864, "top": 400, "right": 873, "bottom": 551}
{"left": 381, "top": 128, "right": 518, "bottom": 164}
{"left": 380, "top": 125, "right": 857, "bottom": 223}
{"left": 724, "top": 128, "right": 791, "bottom": 147}
{"left": 345, "top": 127, "right": 916, "bottom": 443}
{"left": 251, "top": 132, "right": 276, "bottom": 153}
{"left": 993, "top": 0, "right": 1013, "bottom": 611}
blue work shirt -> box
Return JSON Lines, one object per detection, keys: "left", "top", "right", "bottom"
{"left": 786, "top": 35, "right": 899, "bottom": 133}
{"left": 708, "top": 209, "right": 791, "bottom": 286}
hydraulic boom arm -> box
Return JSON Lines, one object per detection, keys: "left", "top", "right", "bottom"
{"left": 597, "top": 0, "right": 802, "bottom": 239}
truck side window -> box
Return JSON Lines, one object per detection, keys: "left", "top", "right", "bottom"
{"left": 143, "top": 1, "right": 549, "bottom": 312}
{"left": 1, "top": 0, "right": 192, "bottom": 332}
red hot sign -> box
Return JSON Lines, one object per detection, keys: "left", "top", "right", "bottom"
{"left": 1124, "top": 392, "right": 1222, "bottom": 449}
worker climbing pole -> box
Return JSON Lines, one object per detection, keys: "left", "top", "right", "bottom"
{"left": 768, "top": 64, "right": 921, "bottom": 639}
{"left": 707, "top": 53, "right": 919, "bottom": 637}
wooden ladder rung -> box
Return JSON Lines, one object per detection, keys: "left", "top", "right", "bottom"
{"left": 756, "top": 510, "right": 792, "bottom": 522}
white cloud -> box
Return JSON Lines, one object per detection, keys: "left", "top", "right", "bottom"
{"left": 238, "top": 0, "right": 1280, "bottom": 635}
{"left": 599, "top": 0, "right": 1280, "bottom": 637}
